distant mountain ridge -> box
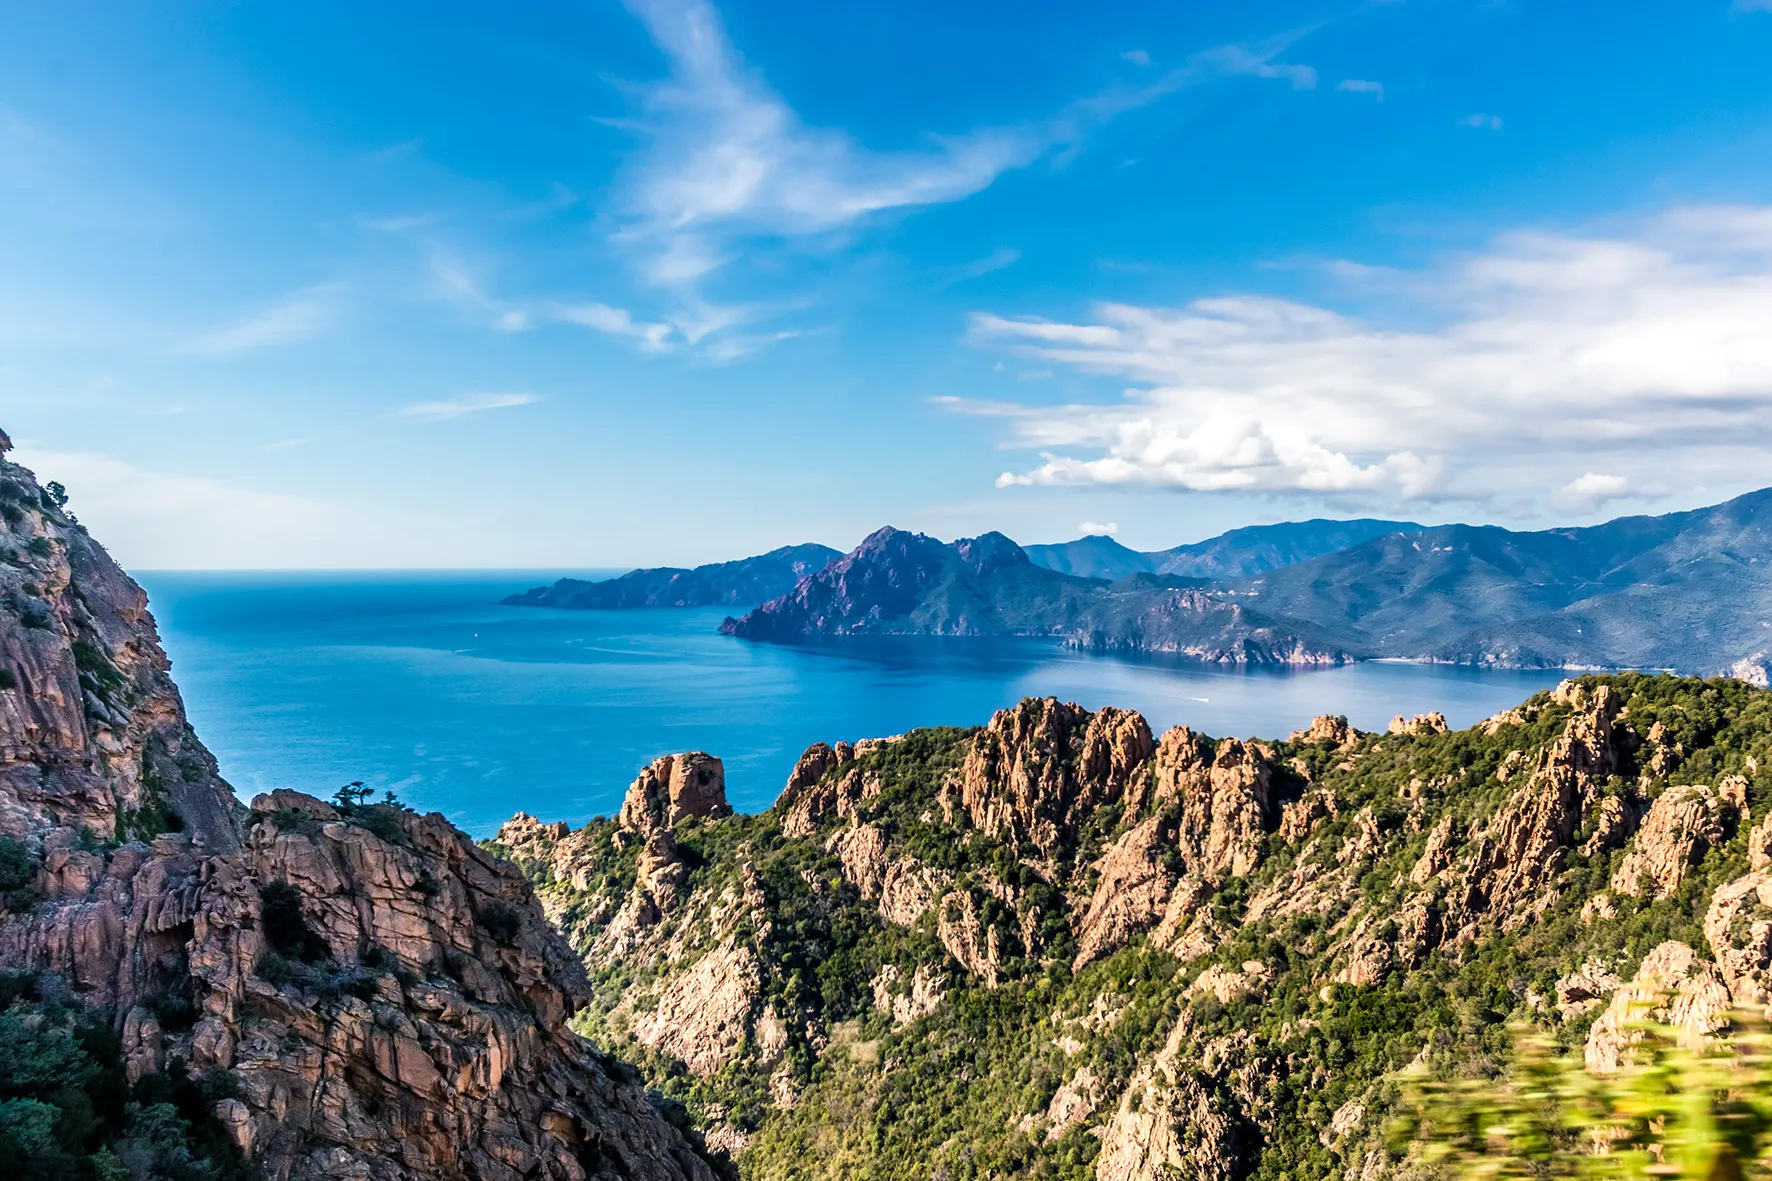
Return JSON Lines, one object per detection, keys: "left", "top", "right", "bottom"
{"left": 505, "top": 492, "right": 1772, "bottom": 675}
{"left": 716, "top": 490, "right": 1772, "bottom": 676}
{"left": 719, "top": 526, "right": 1355, "bottom": 665}
{"left": 1239, "top": 489, "right": 1772, "bottom": 672}
{"left": 1021, "top": 518, "right": 1420, "bottom": 581}
{"left": 505, "top": 542, "right": 841, "bottom": 609}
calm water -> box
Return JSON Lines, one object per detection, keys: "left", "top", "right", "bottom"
{"left": 136, "top": 572, "right": 1567, "bottom": 836}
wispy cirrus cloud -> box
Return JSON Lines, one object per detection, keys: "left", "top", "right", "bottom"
{"left": 1336, "top": 78, "right": 1384, "bottom": 100}
{"left": 548, "top": 302, "right": 676, "bottom": 351}
{"left": 614, "top": 0, "right": 1042, "bottom": 281}
{"left": 1459, "top": 112, "right": 1504, "bottom": 131}
{"left": 180, "top": 283, "right": 341, "bottom": 355}
{"left": 600, "top": 0, "right": 1320, "bottom": 353}
{"left": 396, "top": 392, "right": 541, "bottom": 422}
{"left": 959, "top": 205, "right": 1772, "bottom": 515}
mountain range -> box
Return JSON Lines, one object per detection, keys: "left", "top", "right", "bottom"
{"left": 511, "top": 491, "right": 1772, "bottom": 676}
{"left": 1023, "top": 517, "right": 1420, "bottom": 580}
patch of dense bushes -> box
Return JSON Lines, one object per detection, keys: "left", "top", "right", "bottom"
{"left": 0, "top": 975, "right": 253, "bottom": 1180}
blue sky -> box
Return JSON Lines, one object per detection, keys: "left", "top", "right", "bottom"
{"left": 5, "top": 0, "right": 1772, "bottom": 568}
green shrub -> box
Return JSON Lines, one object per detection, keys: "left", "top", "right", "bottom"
{"left": 0, "top": 999, "right": 250, "bottom": 1180}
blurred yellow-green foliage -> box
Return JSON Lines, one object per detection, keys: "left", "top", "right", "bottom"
{"left": 1398, "top": 1013, "right": 1772, "bottom": 1179}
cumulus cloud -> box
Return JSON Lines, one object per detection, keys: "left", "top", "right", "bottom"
{"left": 1552, "top": 473, "right": 1632, "bottom": 514}
{"left": 1080, "top": 520, "right": 1119, "bottom": 535}
{"left": 1459, "top": 113, "right": 1504, "bottom": 131}
{"left": 180, "top": 284, "right": 340, "bottom": 354}
{"left": 962, "top": 206, "right": 1772, "bottom": 513}
{"left": 1336, "top": 79, "right": 1384, "bottom": 100}
{"left": 396, "top": 392, "right": 541, "bottom": 421}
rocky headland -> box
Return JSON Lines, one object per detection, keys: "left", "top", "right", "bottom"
{"left": 505, "top": 544, "right": 840, "bottom": 610}
{"left": 717, "top": 526, "right": 1352, "bottom": 665}
{"left": 518, "top": 489, "right": 1772, "bottom": 677}
{"left": 0, "top": 432, "right": 729, "bottom": 1180}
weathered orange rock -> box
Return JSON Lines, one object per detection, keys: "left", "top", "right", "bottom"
{"left": 0, "top": 452, "right": 728, "bottom": 1181}
{"left": 619, "top": 752, "right": 731, "bottom": 834}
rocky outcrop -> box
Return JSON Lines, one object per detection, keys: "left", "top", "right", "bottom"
{"left": 778, "top": 742, "right": 847, "bottom": 838}
{"left": 956, "top": 699, "right": 1154, "bottom": 852}
{"left": 1290, "top": 714, "right": 1358, "bottom": 749}
{"left": 1096, "top": 1018, "right": 1243, "bottom": 1181}
{"left": 777, "top": 741, "right": 890, "bottom": 840}
{"left": 630, "top": 940, "right": 763, "bottom": 1078}
{"left": 618, "top": 753, "right": 730, "bottom": 835}
{"left": 0, "top": 448, "right": 726, "bottom": 1181}
{"left": 1152, "top": 731, "right": 1270, "bottom": 882}
{"left": 1704, "top": 871, "right": 1772, "bottom": 1003}
{"left": 488, "top": 672, "right": 1772, "bottom": 1178}
{"left": 1555, "top": 960, "right": 1623, "bottom": 1020}
{"left": 1610, "top": 784, "right": 1726, "bottom": 899}
{"left": 1072, "top": 816, "right": 1180, "bottom": 970}
{"left": 1458, "top": 681, "right": 1625, "bottom": 927}
{"left": 1585, "top": 941, "right": 1731, "bottom": 1072}
{"left": 871, "top": 964, "right": 944, "bottom": 1024}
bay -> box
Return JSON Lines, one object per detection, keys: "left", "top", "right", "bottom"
{"left": 137, "top": 571, "right": 1568, "bottom": 836}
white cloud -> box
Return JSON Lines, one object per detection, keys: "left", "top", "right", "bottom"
{"left": 1459, "top": 113, "right": 1504, "bottom": 131}
{"left": 1337, "top": 79, "right": 1384, "bottom": 100}
{"left": 1734, "top": 0, "right": 1772, "bottom": 12}
{"left": 1552, "top": 473, "right": 1632, "bottom": 514}
{"left": 9, "top": 447, "right": 337, "bottom": 569}
{"left": 603, "top": 0, "right": 1318, "bottom": 353}
{"left": 180, "top": 284, "right": 340, "bottom": 354}
{"left": 550, "top": 302, "right": 677, "bottom": 351}
{"left": 1122, "top": 50, "right": 1152, "bottom": 67}
{"left": 395, "top": 392, "right": 541, "bottom": 422}
{"left": 938, "top": 247, "right": 1023, "bottom": 285}
{"left": 962, "top": 205, "right": 1772, "bottom": 513}
{"left": 1080, "top": 520, "right": 1119, "bottom": 535}
{"left": 617, "top": 0, "right": 1040, "bottom": 262}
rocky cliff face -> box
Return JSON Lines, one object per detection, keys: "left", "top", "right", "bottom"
{"left": 499, "top": 671, "right": 1772, "bottom": 1181}
{"left": 0, "top": 440, "right": 726, "bottom": 1181}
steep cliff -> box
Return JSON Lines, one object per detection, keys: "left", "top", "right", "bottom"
{"left": 500, "top": 672, "right": 1772, "bottom": 1181}
{"left": 0, "top": 436, "right": 727, "bottom": 1181}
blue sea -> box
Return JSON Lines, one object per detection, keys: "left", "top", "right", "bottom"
{"left": 136, "top": 571, "right": 1568, "bottom": 837}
